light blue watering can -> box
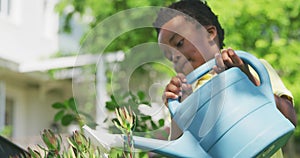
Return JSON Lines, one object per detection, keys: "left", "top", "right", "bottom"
{"left": 132, "top": 51, "right": 295, "bottom": 157}
{"left": 83, "top": 51, "right": 295, "bottom": 157}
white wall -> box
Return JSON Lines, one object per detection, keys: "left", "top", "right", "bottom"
{"left": 2, "top": 70, "right": 72, "bottom": 138}
{"left": 0, "top": 0, "right": 59, "bottom": 63}
{"left": 0, "top": 0, "right": 87, "bottom": 149}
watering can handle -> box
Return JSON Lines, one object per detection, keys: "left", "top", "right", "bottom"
{"left": 168, "top": 50, "right": 274, "bottom": 116}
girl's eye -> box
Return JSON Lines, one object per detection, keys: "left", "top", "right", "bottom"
{"left": 176, "top": 39, "right": 184, "bottom": 47}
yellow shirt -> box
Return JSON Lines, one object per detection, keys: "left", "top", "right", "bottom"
{"left": 255, "top": 59, "right": 294, "bottom": 104}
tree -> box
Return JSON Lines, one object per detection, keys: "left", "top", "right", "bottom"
{"left": 55, "top": 0, "right": 176, "bottom": 53}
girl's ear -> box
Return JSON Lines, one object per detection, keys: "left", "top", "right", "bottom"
{"left": 206, "top": 25, "right": 218, "bottom": 40}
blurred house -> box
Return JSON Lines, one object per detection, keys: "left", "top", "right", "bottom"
{"left": 0, "top": 0, "right": 165, "bottom": 151}
{"left": 0, "top": 0, "right": 116, "bottom": 149}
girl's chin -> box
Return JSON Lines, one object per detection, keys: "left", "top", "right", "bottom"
{"left": 175, "top": 62, "right": 194, "bottom": 75}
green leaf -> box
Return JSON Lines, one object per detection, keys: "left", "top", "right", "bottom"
{"left": 28, "top": 147, "right": 42, "bottom": 158}
{"left": 158, "top": 119, "right": 165, "bottom": 127}
{"left": 129, "top": 92, "right": 137, "bottom": 102}
{"left": 103, "top": 117, "right": 108, "bottom": 123}
{"left": 137, "top": 91, "right": 145, "bottom": 101}
{"left": 52, "top": 102, "right": 66, "bottom": 109}
{"left": 111, "top": 95, "right": 118, "bottom": 104}
{"left": 140, "top": 115, "right": 151, "bottom": 121}
{"left": 61, "top": 114, "right": 76, "bottom": 126}
{"left": 140, "top": 101, "right": 151, "bottom": 106}
{"left": 68, "top": 98, "right": 78, "bottom": 113}
{"left": 105, "top": 101, "right": 119, "bottom": 111}
{"left": 150, "top": 120, "right": 158, "bottom": 130}
{"left": 54, "top": 110, "right": 65, "bottom": 122}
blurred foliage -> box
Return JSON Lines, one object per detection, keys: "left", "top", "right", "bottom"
{"left": 0, "top": 125, "right": 12, "bottom": 138}
{"left": 107, "top": 43, "right": 175, "bottom": 95}
{"left": 55, "top": 0, "right": 300, "bottom": 140}
{"left": 52, "top": 97, "right": 98, "bottom": 131}
{"left": 55, "top": 0, "right": 176, "bottom": 53}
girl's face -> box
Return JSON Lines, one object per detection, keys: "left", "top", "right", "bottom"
{"left": 158, "top": 16, "right": 219, "bottom": 75}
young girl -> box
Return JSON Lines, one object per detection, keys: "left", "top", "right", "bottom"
{"left": 154, "top": 0, "right": 297, "bottom": 157}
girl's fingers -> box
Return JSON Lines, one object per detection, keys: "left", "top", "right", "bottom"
{"left": 214, "top": 53, "right": 226, "bottom": 73}
{"left": 170, "top": 76, "right": 182, "bottom": 87}
{"left": 177, "top": 73, "right": 187, "bottom": 83}
{"left": 167, "top": 80, "right": 181, "bottom": 95}
{"left": 221, "top": 49, "right": 234, "bottom": 66}
{"left": 163, "top": 91, "right": 179, "bottom": 107}
{"left": 164, "top": 91, "right": 179, "bottom": 99}
{"left": 228, "top": 48, "right": 243, "bottom": 66}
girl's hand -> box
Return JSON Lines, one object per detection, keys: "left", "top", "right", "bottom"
{"left": 213, "top": 48, "right": 245, "bottom": 73}
{"left": 163, "top": 73, "right": 192, "bottom": 106}
{"left": 213, "top": 48, "right": 260, "bottom": 86}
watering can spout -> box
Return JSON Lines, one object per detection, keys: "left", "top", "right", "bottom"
{"left": 83, "top": 125, "right": 210, "bottom": 157}
{"left": 133, "top": 131, "right": 211, "bottom": 158}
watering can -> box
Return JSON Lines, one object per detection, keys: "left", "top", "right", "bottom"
{"left": 83, "top": 51, "right": 295, "bottom": 158}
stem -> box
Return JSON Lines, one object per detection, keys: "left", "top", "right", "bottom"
{"left": 125, "top": 131, "right": 134, "bottom": 158}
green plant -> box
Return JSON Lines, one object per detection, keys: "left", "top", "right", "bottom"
{"left": 52, "top": 97, "right": 98, "bottom": 131}
{"left": 112, "top": 107, "right": 136, "bottom": 158}
{"left": 27, "top": 91, "right": 166, "bottom": 158}
{"left": 23, "top": 97, "right": 106, "bottom": 158}
{"left": 27, "top": 129, "right": 105, "bottom": 158}
{"left": 105, "top": 91, "right": 165, "bottom": 136}
{"left": 106, "top": 91, "right": 167, "bottom": 157}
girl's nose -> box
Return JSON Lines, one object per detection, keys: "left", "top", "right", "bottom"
{"left": 172, "top": 50, "right": 182, "bottom": 63}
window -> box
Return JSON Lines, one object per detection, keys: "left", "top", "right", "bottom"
{"left": 43, "top": 0, "right": 59, "bottom": 39}
{"left": 5, "top": 98, "right": 14, "bottom": 129}
{"left": 0, "top": 81, "right": 14, "bottom": 137}
{"left": 0, "top": 81, "right": 5, "bottom": 130}
{"left": 0, "top": 0, "right": 11, "bottom": 17}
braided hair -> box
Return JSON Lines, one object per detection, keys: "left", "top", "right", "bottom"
{"left": 153, "top": 0, "right": 225, "bottom": 48}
